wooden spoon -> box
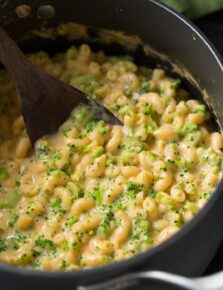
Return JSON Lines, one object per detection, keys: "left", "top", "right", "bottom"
{"left": 0, "top": 27, "right": 121, "bottom": 146}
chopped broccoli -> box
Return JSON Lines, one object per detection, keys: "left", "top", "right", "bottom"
{"left": 35, "top": 235, "right": 56, "bottom": 255}
{"left": 67, "top": 143, "right": 77, "bottom": 155}
{"left": 86, "top": 187, "right": 103, "bottom": 205}
{"left": 36, "top": 142, "right": 50, "bottom": 159}
{"left": 119, "top": 137, "right": 145, "bottom": 153}
{"left": 65, "top": 46, "right": 77, "bottom": 59}
{"left": 92, "top": 146, "right": 104, "bottom": 158}
{"left": 126, "top": 181, "right": 143, "bottom": 192}
{"left": 193, "top": 104, "right": 206, "bottom": 115}
{"left": 65, "top": 216, "right": 78, "bottom": 228}
{"left": 171, "top": 78, "right": 182, "bottom": 88}
{"left": 50, "top": 197, "right": 66, "bottom": 215}
{"left": 8, "top": 213, "right": 19, "bottom": 228}
{"left": 0, "top": 167, "right": 9, "bottom": 181}
{"left": 130, "top": 219, "right": 152, "bottom": 250}
{"left": 138, "top": 85, "right": 150, "bottom": 95}
{"left": 0, "top": 238, "right": 7, "bottom": 252}
{"left": 97, "top": 207, "right": 114, "bottom": 236}
{"left": 178, "top": 123, "right": 198, "bottom": 138}
{"left": 66, "top": 182, "right": 83, "bottom": 201}
{"left": 0, "top": 191, "right": 20, "bottom": 209}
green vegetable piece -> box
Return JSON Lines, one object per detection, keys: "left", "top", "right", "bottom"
{"left": 193, "top": 104, "right": 207, "bottom": 116}
{"left": 108, "top": 55, "right": 133, "bottom": 64}
{"left": 160, "top": 163, "right": 167, "bottom": 171}
{"left": 35, "top": 235, "right": 55, "bottom": 252}
{"left": 156, "top": 192, "right": 173, "bottom": 209}
{"left": 92, "top": 146, "right": 104, "bottom": 158}
{"left": 113, "top": 103, "right": 121, "bottom": 112}
{"left": 0, "top": 191, "right": 20, "bottom": 209}
{"left": 85, "top": 121, "right": 98, "bottom": 132}
{"left": 147, "top": 151, "right": 158, "bottom": 161}
{"left": 82, "top": 146, "right": 90, "bottom": 153}
{"left": 75, "top": 74, "right": 99, "bottom": 95}
{"left": 0, "top": 238, "right": 7, "bottom": 252}
{"left": 8, "top": 213, "right": 19, "bottom": 228}
{"left": 50, "top": 197, "right": 66, "bottom": 215}
{"left": 184, "top": 201, "right": 198, "bottom": 214}
{"left": 98, "top": 208, "right": 114, "bottom": 235}
{"left": 143, "top": 105, "right": 153, "bottom": 116}
{"left": 75, "top": 106, "right": 91, "bottom": 127}
{"left": 61, "top": 240, "right": 69, "bottom": 251}
{"left": 87, "top": 187, "right": 103, "bottom": 205}
{"left": 52, "top": 151, "right": 62, "bottom": 160}
{"left": 119, "top": 105, "right": 134, "bottom": 117}
{"left": 185, "top": 131, "right": 203, "bottom": 146}
{"left": 0, "top": 167, "right": 9, "bottom": 181}
{"left": 65, "top": 216, "right": 78, "bottom": 228}
{"left": 120, "top": 137, "right": 145, "bottom": 153}
{"left": 171, "top": 78, "right": 181, "bottom": 88}
{"left": 7, "top": 231, "right": 28, "bottom": 250}
{"left": 67, "top": 143, "right": 77, "bottom": 155}
{"left": 178, "top": 123, "right": 198, "bottom": 138}
{"left": 130, "top": 219, "right": 152, "bottom": 249}
{"left": 66, "top": 182, "right": 83, "bottom": 201}
{"left": 126, "top": 181, "right": 143, "bottom": 192}
{"left": 138, "top": 85, "right": 150, "bottom": 95}
{"left": 65, "top": 46, "right": 77, "bottom": 59}
{"left": 49, "top": 169, "right": 68, "bottom": 179}
{"left": 36, "top": 142, "right": 50, "bottom": 159}
{"left": 97, "top": 120, "right": 108, "bottom": 135}
{"left": 15, "top": 180, "right": 21, "bottom": 188}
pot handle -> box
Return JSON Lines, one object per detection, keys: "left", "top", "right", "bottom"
{"left": 77, "top": 270, "right": 223, "bottom": 290}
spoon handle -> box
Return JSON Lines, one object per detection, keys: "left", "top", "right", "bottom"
{"left": 77, "top": 270, "right": 223, "bottom": 290}
{"left": 0, "top": 26, "right": 31, "bottom": 84}
{"left": 0, "top": 26, "right": 121, "bottom": 145}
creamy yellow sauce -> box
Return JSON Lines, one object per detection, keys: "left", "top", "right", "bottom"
{"left": 0, "top": 44, "right": 222, "bottom": 270}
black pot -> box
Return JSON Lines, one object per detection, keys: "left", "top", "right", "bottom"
{"left": 0, "top": 1, "right": 223, "bottom": 290}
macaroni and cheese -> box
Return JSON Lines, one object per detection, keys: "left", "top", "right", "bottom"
{"left": 0, "top": 44, "right": 222, "bottom": 270}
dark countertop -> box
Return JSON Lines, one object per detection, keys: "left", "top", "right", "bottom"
{"left": 195, "top": 10, "right": 223, "bottom": 275}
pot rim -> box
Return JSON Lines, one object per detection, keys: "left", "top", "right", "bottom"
{"left": 0, "top": 0, "right": 223, "bottom": 279}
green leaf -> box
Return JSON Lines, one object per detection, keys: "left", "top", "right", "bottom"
{"left": 161, "top": 0, "right": 188, "bottom": 13}
{"left": 185, "top": 0, "right": 223, "bottom": 19}
{"left": 161, "top": 0, "right": 223, "bottom": 19}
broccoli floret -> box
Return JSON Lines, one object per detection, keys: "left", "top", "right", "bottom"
{"left": 178, "top": 123, "right": 198, "bottom": 138}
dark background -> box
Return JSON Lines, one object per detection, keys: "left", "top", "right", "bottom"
{"left": 195, "top": 10, "right": 223, "bottom": 275}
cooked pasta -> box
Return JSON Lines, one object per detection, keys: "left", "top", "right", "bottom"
{"left": 0, "top": 44, "right": 222, "bottom": 270}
